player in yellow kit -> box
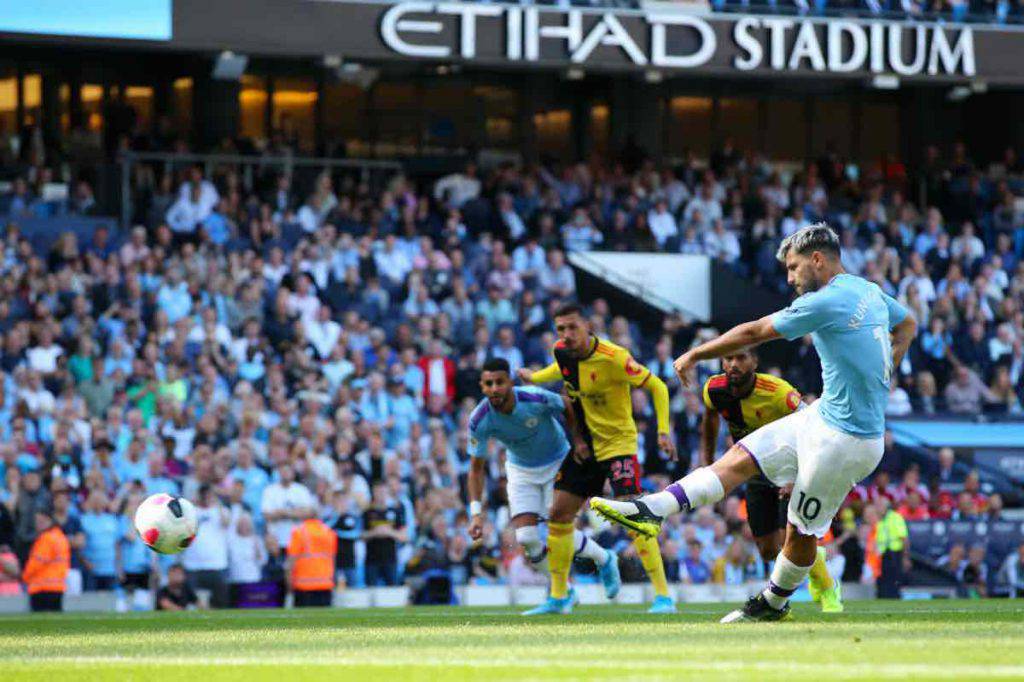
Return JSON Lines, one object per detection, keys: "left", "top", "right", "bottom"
{"left": 519, "top": 303, "right": 678, "bottom": 614}
{"left": 701, "top": 347, "right": 842, "bottom": 613}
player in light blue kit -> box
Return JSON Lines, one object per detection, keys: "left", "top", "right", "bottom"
{"left": 591, "top": 224, "right": 918, "bottom": 623}
{"left": 466, "top": 358, "right": 621, "bottom": 615}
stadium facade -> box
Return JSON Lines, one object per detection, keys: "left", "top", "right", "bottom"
{"left": 3, "top": 0, "right": 1024, "bottom": 176}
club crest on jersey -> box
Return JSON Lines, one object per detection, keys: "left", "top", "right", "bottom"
{"left": 786, "top": 391, "right": 801, "bottom": 410}
{"left": 524, "top": 418, "right": 539, "bottom": 429}
{"left": 625, "top": 358, "right": 643, "bottom": 377}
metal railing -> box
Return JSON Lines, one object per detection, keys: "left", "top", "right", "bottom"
{"left": 118, "top": 152, "right": 404, "bottom": 229}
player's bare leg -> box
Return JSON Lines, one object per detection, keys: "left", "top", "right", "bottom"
{"left": 590, "top": 443, "right": 759, "bottom": 536}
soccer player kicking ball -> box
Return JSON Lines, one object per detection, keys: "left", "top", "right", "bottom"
{"left": 467, "top": 358, "right": 622, "bottom": 615}
{"left": 520, "top": 304, "right": 678, "bottom": 615}
{"left": 592, "top": 224, "right": 917, "bottom": 623}
{"left": 700, "top": 347, "right": 841, "bottom": 613}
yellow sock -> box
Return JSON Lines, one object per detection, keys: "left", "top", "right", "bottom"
{"left": 632, "top": 533, "right": 670, "bottom": 598}
{"left": 808, "top": 547, "right": 834, "bottom": 591}
{"left": 547, "top": 522, "right": 575, "bottom": 599}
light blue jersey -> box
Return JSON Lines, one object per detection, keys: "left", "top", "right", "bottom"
{"left": 468, "top": 387, "right": 570, "bottom": 469}
{"left": 771, "top": 273, "right": 908, "bottom": 439}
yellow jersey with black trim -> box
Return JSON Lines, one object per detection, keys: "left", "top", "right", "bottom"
{"left": 531, "top": 338, "right": 651, "bottom": 462}
{"left": 702, "top": 372, "right": 801, "bottom": 441}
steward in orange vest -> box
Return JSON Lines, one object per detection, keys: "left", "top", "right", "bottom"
{"left": 22, "top": 510, "right": 70, "bottom": 612}
{"left": 286, "top": 514, "right": 337, "bottom": 608}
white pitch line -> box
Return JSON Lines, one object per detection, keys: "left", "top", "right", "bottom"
{"left": 8, "top": 654, "right": 1024, "bottom": 678}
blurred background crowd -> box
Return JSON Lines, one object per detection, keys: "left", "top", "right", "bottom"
{"left": 0, "top": 125, "right": 1023, "bottom": 606}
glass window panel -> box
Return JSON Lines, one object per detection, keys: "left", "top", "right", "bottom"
{"left": 860, "top": 102, "right": 901, "bottom": 165}
{"left": 21, "top": 74, "right": 41, "bottom": 127}
{"left": 718, "top": 98, "right": 759, "bottom": 153}
{"left": 811, "top": 100, "right": 852, "bottom": 159}
{"left": 239, "top": 75, "right": 267, "bottom": 144}
{"left": 665, "top": 96, "right": 712, "bottom": 159}
{"left": 172, "top": 77, "right": 193, "bottom": 138}
{"left": 764, "top": 99, "right": 806, "bottom": 162}
{"left": 272, "top": 76, "right": 317, "bottom": 153}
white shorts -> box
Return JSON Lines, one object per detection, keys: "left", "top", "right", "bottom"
{"left": 738, "top": 402, "right": 884, "bottom": 538}
{"left": 506, "top": 459, "right": 561, "bottom": 519}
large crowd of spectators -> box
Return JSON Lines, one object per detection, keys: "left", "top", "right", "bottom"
{"left": 0, "top": 122, "right": 1022, "bottom": 606}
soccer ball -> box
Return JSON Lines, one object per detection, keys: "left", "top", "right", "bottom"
{"left": 134, "top": 494, "right": 198, "bottom": 555}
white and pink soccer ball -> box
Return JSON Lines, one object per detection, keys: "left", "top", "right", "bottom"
{"left": 134, "top": 494, "right": 199, "bottom": 555}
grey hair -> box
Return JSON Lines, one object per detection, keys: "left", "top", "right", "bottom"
{"left": 775, "top": 222, "right": 841, "bottom": 262}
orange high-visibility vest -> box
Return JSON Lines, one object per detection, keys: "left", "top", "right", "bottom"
{"left": 287, "top": 519, "right": 337, "bottom": 592}
{"left": 22, "top": 526, "right": 70, "bottom": 595}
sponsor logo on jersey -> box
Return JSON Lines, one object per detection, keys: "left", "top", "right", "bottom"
{"left": 625, "top": 358, "right": 643, "bottom": 377}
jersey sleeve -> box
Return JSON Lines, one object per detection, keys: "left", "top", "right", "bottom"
{"left": 468, "top": 416, "right": 490, "bottom": 459}
{"left": 701, "top": 380, "right": 714, "bottom": 411}
{"left": 618, "top": 351, "right": 652, "bottom": 387}
{"left": 775, "top": 378, "right": 803, "bottom": 415}
{"left": 881, "top": 291, "right": 909, "bottom": 328}
{"left": 770, "top": 290, "right": 834, "bottom": 341}
{"left": 529, "top": 361, "right": 562, "bottom": 384}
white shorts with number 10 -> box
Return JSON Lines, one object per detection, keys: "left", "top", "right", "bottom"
{"left": 737, "top": 401, "right": 884, "bottom": 538}
{"left": 505, "top": 459, "right": 562, "bottom": 519}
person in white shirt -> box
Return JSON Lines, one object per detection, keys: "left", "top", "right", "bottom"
{"left": 227, "top": 513, "right": 267, "bottom": 589}
{"left": 538, "top": 249, "right": 576, "bottom": 300}
{"left": 682, "top": 183, "right": 723, "bottom": 232}
{"left": 26, "top": 328, "right": 63, "bottom": 376}
{"left": 304, "top": 305, "right": 342, "bottom": 360}
{"left": 433, "top": 162, "right": 481, "bottom": 208}
{"left": 703, "top": 220, "right": 741, "bottom": 264}
{"left": 181, "top": 484, "right": 231, "bottom": 608}
{"left": 19, "top": 371, "right": 55, "bottom": 416}
{"left": 512, "top": 239, "right": 547, "bottom": 284}
{"left": 166, "top": 184, "right": 211, "bottom": 236}
{"left": 374, "top": 235, "right": 413, "bottom": 290}
{"left": 261, "top": 463, "right": 316, "bottom": 548}
{"left": 287, "top": 275, "right": 321, "bottom": 326}
{"left": 178, "top": 167, "right": 220, "bottom": 217}
{"left": 885, "top": 381, "right": 913, "bottom": 417}
{"left": 950, "top": 222, "right": 985, "bottom": 268}
{"left": 186, "top": 307, "right": 232, "bottom": 349}
{"left": 647, "top": 199, "right": 679, "bottom": 248}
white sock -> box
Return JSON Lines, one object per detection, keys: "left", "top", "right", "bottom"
{"left": 516, "top": 525, "right": 549, "bottom": 576}
{"left": 762, "top": 552, "right": 812, "bottom": 609}
{"left": 644, "top": 468, "right": 725, "bottom": 518}
{"left": 574, "top": 530, "right": 609, "bottom": 566}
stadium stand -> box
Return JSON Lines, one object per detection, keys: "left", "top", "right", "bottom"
{"left": 0, "top": 105, "right": 1022, "bottom": 607}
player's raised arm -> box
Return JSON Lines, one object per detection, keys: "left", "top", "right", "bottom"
{"left": 620, "top": 353, "right": 676, "bottom": 459}
{"left": 674, "top": 316, "right": 781, "bottom": 387}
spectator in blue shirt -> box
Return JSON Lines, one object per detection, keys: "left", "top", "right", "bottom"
{"left": 156, "top": 270, "right": 192, "bottom": 324}
{"left": 80, "top": 490, "right": 120, "bottom": 590}
{"left": 143, "top": 452, "right": 180, "bottom": 497}
{"left": 229, "top": 445, "right": 269, "bottom": 527}
{"left": 385, "top": 377, "right": 419, "bottom": 449}
{"left": 682, "top": 539, "right": 712, "bottom": 585}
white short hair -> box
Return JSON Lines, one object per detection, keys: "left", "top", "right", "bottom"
{"left": 776, "top": 222, "right": 841, "bottom": 262}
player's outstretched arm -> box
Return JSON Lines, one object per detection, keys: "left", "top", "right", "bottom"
{"left": 467, "top": 450, "right": 488, "bottom": 540}
{"left": 643, "top": 373, "right": 676, "bottom": 460}
{"left": 674, "top": 316, "right": 781, "bottom": 386}
{"left": 521, "top": 362, "right": 560, "bottom": 385}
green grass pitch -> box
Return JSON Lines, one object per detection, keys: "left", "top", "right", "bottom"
{"left": 2, "top": 600, "right": 1023, "bottom": 680}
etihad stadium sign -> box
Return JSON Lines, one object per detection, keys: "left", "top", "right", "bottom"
{"left": 28, "top": 0, "right": 1023, "bottom": 84}
{"left": 379, "top": 3, "right": 976, "bottom": 78}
